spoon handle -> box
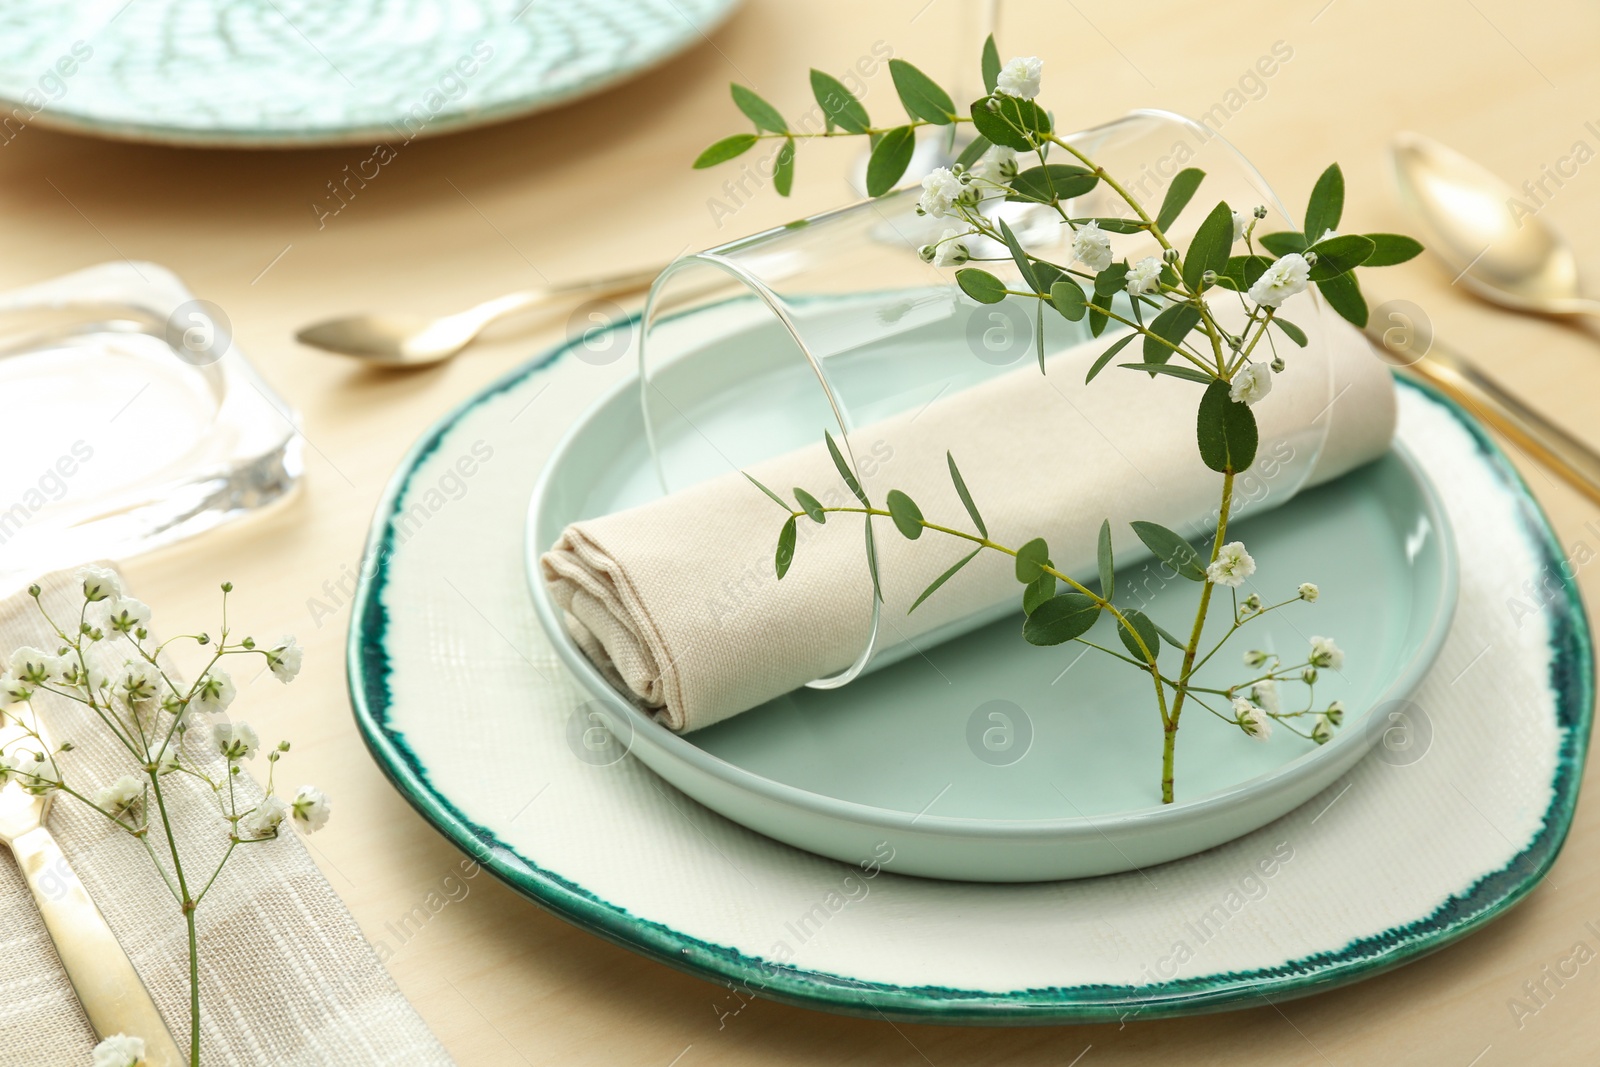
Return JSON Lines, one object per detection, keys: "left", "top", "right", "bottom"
{"left": 1375, "top": 328, "right": 1600, "bottom": 506}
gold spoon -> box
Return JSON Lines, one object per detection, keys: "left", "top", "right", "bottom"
{"left": 1391, "top": 131, "right": 1600, "bottom": 317}
{"left": 294, "top": 265, "right": 663, "bottom": 367}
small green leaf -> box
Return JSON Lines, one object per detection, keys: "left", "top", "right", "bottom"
{"left": 1258, "top": 231, "right": 1306, "bottom": 257}
{"left": 1097, "top": 519, "right": 1114, "bottom": 600}
{"left": 1006, "top": 164, "right": 1098, "bottom": 205}
{"left": 1184, "top": 201, "right": 1234, "bottom": 291}
{"left": 794, "top": 487, "right": 825, "bottom": 523}
{"left": 694, "top": 134, "right": 758, "bottom": 169}
{"left": 1130, "top": 520, "right": 1207, "bottom": 581}
{"left": 1316, "top": 272, "right": 1368, "bottom": 327}
{"left": 1361, "top": 233, "right": 1424, "bottom": 267}
{"left": 731, "top": 84, "right": 787, "bottom": 134}
{"left": 956, "top": 267, "right": 1007, "bottom": 304}
{"left": 775, "top": 516, "right": 797, "bottom": 578}
{"left": 1050, "top": 278, "right": 1087, "bottom": 321}
{"left": 824, "top": 431, "right": 869, "bottom": 506}
{"left": 1196, "top": 379, "right": 1259, "bottom": 474}
{"left": 1143, "top": 302, "right": 1201, "bottom": 365}
{"left": 910, "top": 549, "right": 981, "bottom": 613}
{"left": 772, "top": 137, "right": 795, "bottom": 197}
{"left": 1303, "top": 163, "right": 1345, "bottom": 243}
{"left": 863, "top": 520, "right": 883, "bottom": 603}
{"left": 1272, "top": 316, "right": 1309, "bottom": 346}
{"left": 1118, "top": 362, "right": 1215, "bottom": 385}
{"left": 866, "top": 126, "right": 916, "bottom": 197}
{"left": 889, "top": 59, "right": 955, "bottom": 125}
{"left": 1086, "top": 217, "right": 1147, "bottom": 234}
{"left": 953, "top": 133, "right": 992, "bottom": 171}
{"left": 1156, "top": 168, "right": 1205, "bottom": 232}
{"left": 1094, "top": 261, "right": 1130, "bottom": 298}
{"left": 998, "top": 217, "right": 1038, "bottom": 291}
{"left": 1022, "top": 572, "right": 1056, "bottom": 615}
{"left": 1086, "top": 333, "right": 1136, "bottom": 382}
{"left": 1022, "top": 592, "right": 1100, "bottom": 646}
{"left": 947, "top": 452, "right": 986, "bottom": 537}
{"left": 1153, "top": 619, "right": 1186, "bottom": 649}
{"left": 1014, "top": 537, "right": 1050, "bottom": 583}
{"left": 886, "top": 489, "right": 924, "bottom": 540}
{"left": 809, "top": 70, "right": 869, "bottom": 133}
{"left": 980, "top": 35, "right": 1001, "bottom": 94}
{"left": 968, "top": 94, "right": 1051, "bottom": 151}
{"left": 1306, "top": 234, "right": 1375, "bottom": 280}
{"left": 743, "top": 472, "right": 790, "bottom": 511}
{"left": 1089, "top": 304, "right": 1108, "bottom": 338}
{"left": 1117, "top": 609, "right": 1161, "bottom": 663}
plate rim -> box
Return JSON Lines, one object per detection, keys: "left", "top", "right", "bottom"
{"left": 348, "top": 336, "right": 1593, "bottom": 1024}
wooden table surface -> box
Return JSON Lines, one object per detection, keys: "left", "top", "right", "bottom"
{"left": 9, "top": 0, "right": 1600, "bottom": 1062}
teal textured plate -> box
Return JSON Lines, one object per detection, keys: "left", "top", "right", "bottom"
{"left": 0, "top": 0, "right": 741, "bottom": 147}
{"left": 349, "top": 314, "right": 1591, "bottom": 1021}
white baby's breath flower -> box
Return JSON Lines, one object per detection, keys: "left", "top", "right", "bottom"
{"left": 1325, "top": 700, "right": 1345, "bottom": 726}
{"left": 15, "top": 750, "right": 61, "bottom": 794}
{"left": 94, "top": 775, "right": 143, "bottom": 815}
{"left": 969, "top": 144, "right": 1018, "bottom": 186}
{"left": 214, "top": 721, "right": 259, "bottom": 762}
{"left": 9, "top": 647, "right": 54, "bottom": 684}
{"left": 921, "top": 228, "right": 970, "bottom": 267}
{"left": 995, "top": 55, "right": 1043, "bottom": 99}
{"left": 1072, "top": 220, "right": 1114, "bottom": 273}
{"left": 116, "top": 661, "right": 164, "bottom": 704}
{"left": 917, "top": 166, "right": 965, "bottom": 219}
{"left": 1311, "top": 714, "right": 1334, "bottom": 745}
{"left": 1229, "top": 362, "right": 1273, "bottom": 405}
{"left": 0, "top": 671, "right": 33, "bottom": 703}
{"left": 265, "top": 636, "right": 303, "bottom": 684}
{"left": 91, "top": 1033, "right": 146, "bottom": 1067}
{"left": 77, "top": 566, "right": 123, "bottom": 604}
{"left": 292, "top": 785, "right": 332, "bottom": 834}
{"left": 1232, "top": 210, "right": 1247, "bottom": 243}
{"left": 1206, "top": 542, "right": 1256, "bottom": 588}
{"left": 1247, "top": 252, "right": 1310, "bottom": 307}
{"left": 244, "top": 794, "right": 289, "bottom": 837}
{"left": 191, "top": 670, "right": 236, "bottom": 714}
{"left": 1251, "top": 678, "right": 1281, "bottom": 716}
{"left": 1298, "top": 582, "right": 1320, "bottom": 602}
{"left": 1243, "top": 649, "right": 1269, "bottom": 668}
{"left": 1309, "top": 635, "right": 1345, "bottom": 670}
{"left": 1126, "top": 256, "right": 1163, "bottom": 296}
{"left": 146, "top": 740, "right": 179, "bottom": 776}
{"left": 98, "top": 597, "right": 152, "bottom": 635}
{"left": 1232, "top": 697, "right": 1272, "bottom": 741}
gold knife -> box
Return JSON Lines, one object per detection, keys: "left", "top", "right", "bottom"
{"left": 0, "top": 703, "right": 183, "bottom": 1066}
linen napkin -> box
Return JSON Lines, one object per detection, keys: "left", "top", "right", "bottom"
{"left": 0, "top": 570, "right": 452, "bottom": 1067}
{"left": 543, "top": 306, "right": 1395, "bottom": 733}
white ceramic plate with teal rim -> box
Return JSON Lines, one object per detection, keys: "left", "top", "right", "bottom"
{"left": 349, "top": 334, "right": 1591, "bottom": 1022}
{"left": 519, "top": 297, "right": 1460, "bottom": 882}
{"left": 0, "top": 0, "right": 740, "bottom": 147}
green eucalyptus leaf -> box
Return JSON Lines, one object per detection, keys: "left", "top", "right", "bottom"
{"left": 957, "top": 267, "right": 1007, "bottom": 304}
{"left": 1022, "top": 572, "right": 1056, "bottom": 615}
{"left": 1303, "top": 163, "right": 1345, "bottom": 243}
{"left": 998, "top": 217, "right": 1039, "bottom": 291}
{"left": 886, "top": 489, "right": 924, "bottom": 540}
{"left": 866, "top": 126, "right": 917, "bottom": 197}
{"left": 1306, "top": 233, "right": 1375, "bottom": 280}
{"left": 1153, "top": 618, "right": 1186, "bottom": 649}
{"left": 1258, "top": 231, "right": 1306, "bottom": 256}
{"left": 1196, "top": 379, "right": 1259, "bottom": 474}
{"left": 775, "top": 515, "right": 797, "bottom": 578}
{"left": 809, "top": 70, "right": 870, "bottom": 133}
{"left": 1118, "top": 362, "right": 1214, "bottom": 385}
{"left": 1094, "top": 261, "right": 1130, "bottom": 298}
{"left": 947, "top": 451, "right": 987, "bottom": 537}
{"left": 1272, "top": 315, "right": 1309, "bottom": 346}
{"left": 694, "top": 134, "right": 758, "bottom": 169}
{"left": 968, "top": 94, "right": 1051, "bottom": 151}
{"left": 1086, "top": 217, "right": 1147, "bottom": 234}
{"left": 1089, "top": 304, "right": 1108, "bottom": 338}
{"left": 731, "top": 84, "right": 787, "bottom": 134}
{"left": 981, "top": 35, "right": 1001, "bottom": 94}
{"left": 953, "top": 133, "right": 993, "bottom": 170}
{"left": 1086, "top": 332, "right": 1136, "bottom": 382}
{"left": 824, "top": 430, "right": 870, "bottom": 506}
{"left": 1184, "top": 201, "right": 1235, "bottom": 291}
{"left": 1316, "top": 271, "right": 1368, "bottom": 327}
{"left": 1022, "top": 592, "right": 1100, "bottom": 646}
{"left": 1014, "top": 537, "right": 1050, "bottom": 583}
{"left": 772, "top": 137, "right": 795, "bottom": 197}
{"left": 889, "top": 59, "right": 956, "bottom": 124}
{"left": 1006, "top": 164, "right": 1098, "bottom": 205}
{"left": 793, "top": 487, "right": 825, "bottom": 523}
{"left": 743, "top": 472, "right": 790, "bottom": 511}
{"left": 1117, "top": 608, "right": 1161, "bottom": 663}
{"left": 1050, "top": 278, "right": 1088, "bottom": 321}
{"left": 910, "top": 549, "right": 982, "bottom": 613}
{"left": 1143, "top": 302, "right": 1201, "bottom": 365}
{"left": 1156, "top": 168, "right": 1206, "bottom": 232}
{"left": 1361, "top": 233, "right": 1425, "bottom": 267}
{"left": 864, "top": 519, "right": 883, "bottom": 603}
{"left": 1129, "top": 520, "right": 1207, "bottom": 581}
{"left": 1097, "top": 519, "right": 1114, "bottom": 600}
{"left": 1223, "top": 255, "right": 1273, "bottom": 290}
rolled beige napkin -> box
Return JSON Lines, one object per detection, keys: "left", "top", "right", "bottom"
{"left": 543, "top": 308, "right": 1394, "bottom": 733}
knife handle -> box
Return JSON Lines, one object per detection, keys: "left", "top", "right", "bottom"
{"left": 12, "top": 825, "right": 185, "bottom": 1066}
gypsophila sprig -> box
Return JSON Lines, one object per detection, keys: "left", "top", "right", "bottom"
{"left": 696, "top": 36, "right": 1423, "bottom": 803}
{"left": 0, "top": 574, "right": 328, "bottom": 1066}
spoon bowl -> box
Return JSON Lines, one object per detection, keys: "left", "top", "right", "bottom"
{"left": 1391, "top": 131, "right": 1597, "bottom": 316}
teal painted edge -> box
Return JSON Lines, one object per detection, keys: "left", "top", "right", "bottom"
{"left": 346, "top": 335, "right": 1594, "bottom": 1025}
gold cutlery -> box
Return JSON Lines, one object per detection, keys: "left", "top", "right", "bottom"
{"left": 0, "top": 704, "right": 183, "bottom": 1066}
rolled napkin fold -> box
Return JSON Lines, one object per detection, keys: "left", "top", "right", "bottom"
{"left": 543, "top": 308, "right": 1395, "bottom": 733}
